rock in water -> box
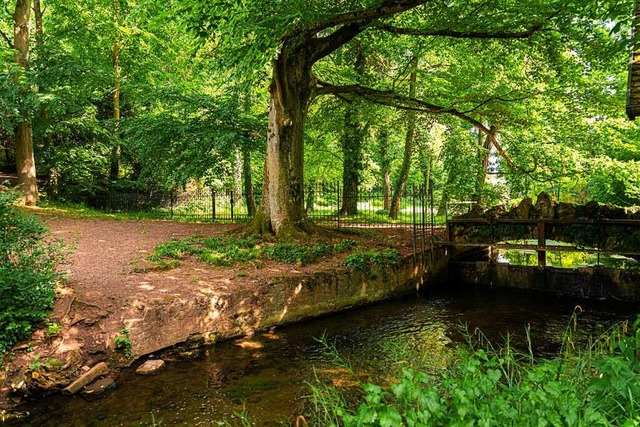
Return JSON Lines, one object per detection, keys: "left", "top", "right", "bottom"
{"left": 80, "top": 377, "right": 116, "bottom": 399}
{"left": 136, "top": 359, "right": 165, "bottom": 375}
{"left": 63, "top": 362, "right": 109, "bottom": 395}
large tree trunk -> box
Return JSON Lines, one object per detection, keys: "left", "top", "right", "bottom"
{"left": 13, "top": 0, "right": 38, "bottom": 205}
{"left": 242, "top": 145, "right": 256, "bottom": 216}
{"left": 389, "top": 57, "right": 418, "bottom": 220}
{"left": 340, "top": 100, "right": 366, "bottom": 216}
{"left": 251, "top": 47, "right": 314, "bottom": 238}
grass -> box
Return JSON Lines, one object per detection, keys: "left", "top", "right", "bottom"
{"left": 148, "top": 236, "right": 366, "bottom": 268}
{"left": 305, "top": 313, "right": 640, "bottom": 426}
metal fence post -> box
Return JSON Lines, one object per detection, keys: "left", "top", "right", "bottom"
{"left": 336, "top": 181, "right": 341, "bottom": 229}
{"left": 211, "top": 189, "right": 216, "bottom": 222}
{"left": 170, "top": 192, "right": 174, "bottom": 219}
{"left": 230, "top": 190, "right": 234, "bottom": 221}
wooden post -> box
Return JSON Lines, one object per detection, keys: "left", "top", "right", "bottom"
{"left": 537, "top": 221, "right": 546, "bottom": 268}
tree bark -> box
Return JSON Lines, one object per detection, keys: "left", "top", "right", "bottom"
{"left": 110, "top": 0, "right": 121, "bottom": 180}
{"left": 376, "top": 128, "right": 392, "bottom": 211}
{"left": 242, "top": 145, "right": 255, "bottom": 216}
{"left": 474, "top": 125, "right": 496, "bottom": 203}
{"left": 33, "top": 0, "right": 43, "bottom": 38}
{"left": 251, "top": 43, "right": 315, "bottom": 238}
{"left": 340, "top": 100, "right": 366, "bottom": 216}
{"left": 627, "top": 0, "right": 640, "bottom": 120}
{"left": 233, "top": 147, "right": 242, "bottom": 207}
{"left": 13, "top": 0, "right": 38, "bottom": 205}
{"left": 389, "top": 56, "right": 418, "bottom": 220}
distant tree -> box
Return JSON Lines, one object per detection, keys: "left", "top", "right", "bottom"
{"left": 12, "top": 0, "right": 37, "bottom": 205}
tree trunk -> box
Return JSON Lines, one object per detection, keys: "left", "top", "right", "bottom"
{"left": 377, "top": 128, "right": 392, "bottom": 211}
{"left": 234, "top": 147, "right": 242, "bottom": 207}
{"left": 251, "top": 47, "right": 314, "bottom": 238}
{"left": 242, "top": 145, "right": 255, "bottom": 216}
{"left": 340, "top": 101, "right": 365, "bottom": 216}
{"left": 33, "top": 0, "right": 43, "bottom": 38}
{"left": 13, "top": 0, "right": 38, "bottom": 205}
{"left": 627, "top": 0, "right": 640, "bottom": 120}
{"left": 389, "top": 56, "right": 418, "bottom": 220}
{"left": 110, "top": 0, "right": 121, "bottom": 180}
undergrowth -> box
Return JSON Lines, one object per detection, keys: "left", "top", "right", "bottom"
{"left": 0, "top": 191, "right": 67, "bottom": 355}
{"left": 149, "top": 236, "right": 361, "bottom": 268}
{"left": 342, "top": 248, "right": 401, "bottom": 271}
{"left": 306, "top": 312, "right": 640, "bottom": 426}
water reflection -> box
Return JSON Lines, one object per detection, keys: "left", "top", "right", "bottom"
{"left": 497, "top": 240, "right": 640, "bottom": 269}
{"left": 12, "top": 288, "right": 637, "bottom": 426}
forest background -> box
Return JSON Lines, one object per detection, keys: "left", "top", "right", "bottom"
{"left": 1, "top": 0, "right": 639, "bottom": 233}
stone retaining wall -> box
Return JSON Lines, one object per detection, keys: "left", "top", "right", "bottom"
{"left": 449, "top": 261, "right": 640, "bottom": 301}
{"left": 125, "top": 248, "right": 449, "bottom": 357}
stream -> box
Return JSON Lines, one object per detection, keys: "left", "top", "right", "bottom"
{"left": 11, "top": 286, "right": 638, "bottom": 426}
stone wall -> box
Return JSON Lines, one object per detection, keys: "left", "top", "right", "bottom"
{"left": 124, "top": 248, "right": 449, "bottom": 357}
{"left": 449, "top": 261, "right": 640, "bottom": 301}
{"left": 450, "top": 192, "right": 640, "bottom": 254}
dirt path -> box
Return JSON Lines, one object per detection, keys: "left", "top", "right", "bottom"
{"left": 42, "top": 217, "right": 239, "bottom": 310}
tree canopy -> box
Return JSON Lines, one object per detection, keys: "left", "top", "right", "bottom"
{"left": 0, "top": 0, "right": 638, "bottom": 234}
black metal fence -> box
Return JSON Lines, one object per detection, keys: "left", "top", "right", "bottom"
{"left": 94, "top": 181, "right": 443, "bottom": 229}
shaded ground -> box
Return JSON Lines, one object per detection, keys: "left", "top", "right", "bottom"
{"left": 2, "top": 213, "right": 420, "bottom": 411}
{"left": 41, "top": 216, "right": 415, "bottom": 313}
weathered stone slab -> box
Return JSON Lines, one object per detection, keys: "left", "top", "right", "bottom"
{"left": 135, "top": 359, "right": 165, "bottom": 375}
{"left": 63, "top": 362, "right": 109, "bottom": 395}
{"left": 80, "top": 377, "right": 116, "bottom": 399}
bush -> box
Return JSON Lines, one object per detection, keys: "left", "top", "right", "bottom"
{"left": 0, "top": 191, "right": 66, "bottom": 354}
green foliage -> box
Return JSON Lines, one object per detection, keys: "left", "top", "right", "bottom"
{"left": 342, "top": 249, "right": 401, "bottom": 272}
{"left": 150, "top": 236, "right": 358, "bottom": 268}
{"left": 28, "top": 355, "right": 62, "bottom": 372}
{"left": 45, "top": 322, "right": 62, "bottom": 336}
{"left": 265, "top": 240, "right": 356, "bottom": 265}
{"left": 0, "top": 191, "right": 66, "bottom": 354}
{"left": 309, "top": 316, "right": 640, "bottom": 426}
{"left": 114, "top": 328, "right": 133, "bottom": 359}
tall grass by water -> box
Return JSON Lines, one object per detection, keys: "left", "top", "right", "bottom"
{"left": 305, "top": 312, "right": 640, "bottom": 426}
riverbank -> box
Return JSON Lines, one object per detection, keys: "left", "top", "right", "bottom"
{"left": 0, "top": 215, "right": 445, "bottom": 413}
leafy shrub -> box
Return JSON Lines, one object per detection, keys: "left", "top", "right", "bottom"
{"left": 0, "top": 191, "right": 66, "bottom": 354}
{"left": 114, "top": 328, "right": 133, "bottom": 359}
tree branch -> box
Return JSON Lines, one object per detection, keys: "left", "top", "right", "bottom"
{"left": 0, "top": 29, "right": 13, "bottom": 49}
{"left": 310, "top": 22, "right": 366, "bottom": 63}
{"left": 315, "top": 80, "right": 536, "bottom": 173}
{"left": 372, "top": 22, "right": 547, "bottom": 39}
{"left": 285, "top": 0, "right": 429, "bottom": 40}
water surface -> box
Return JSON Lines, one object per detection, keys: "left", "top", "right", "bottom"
{"left": 13, "top": 287, "right": 638, "bottom": 426}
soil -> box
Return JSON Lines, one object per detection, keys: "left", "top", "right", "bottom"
{"left": 1, "top": 212, "right": 422, "bottom": 411}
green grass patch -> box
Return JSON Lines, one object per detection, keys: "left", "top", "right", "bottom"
{"left": 342, "top": 248, "right": 401, "bottom": 271}
{"left": 149, "top": 236, "right": 359, "bottom": 268}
